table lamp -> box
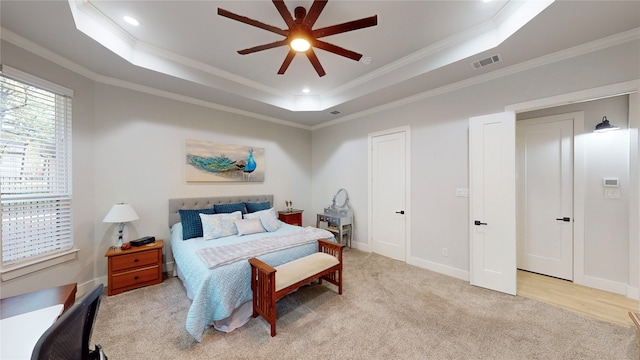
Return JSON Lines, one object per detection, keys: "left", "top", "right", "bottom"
{"left": 103, "top": 203, "right": 139, "bottom": 248}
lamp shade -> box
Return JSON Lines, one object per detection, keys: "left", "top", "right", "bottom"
{"left": 103, "top": 203, "right": 139, "bottom": 223}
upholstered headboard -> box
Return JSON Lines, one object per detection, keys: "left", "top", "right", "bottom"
{"left": 168, "top": 194, "right": 274, "bottom": 228}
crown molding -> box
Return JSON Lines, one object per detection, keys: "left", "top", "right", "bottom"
{"left": 3, "top": 24, "right": 637, "bottom": 132}
{"left": 312, "top": 28, "right": 640, "bottom": 130}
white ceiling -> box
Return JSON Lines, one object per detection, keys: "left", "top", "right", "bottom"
{"left": 1, "top": 1, "right": 639, "bottom": 128}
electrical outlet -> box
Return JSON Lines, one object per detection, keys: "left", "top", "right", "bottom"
{"left": 442, "top": 248, "right": 448, "bottom": 257}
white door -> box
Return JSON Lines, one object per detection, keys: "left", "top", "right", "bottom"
{"left": 516, "top": 114, "right": 574, "bottom": 280}
{"left": 371, "top": 130, "right": 407, "bottom": 261}
{"left": 469, "top": 112, "right": 516, "bottom": 295}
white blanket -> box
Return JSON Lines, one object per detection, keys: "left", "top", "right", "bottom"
{"left": 197, "top": 226, "right": 334, "bottom": 269}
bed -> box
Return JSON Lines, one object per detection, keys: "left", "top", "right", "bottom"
{"left": 168, "top": 195, "right": 333, "bottom": 342}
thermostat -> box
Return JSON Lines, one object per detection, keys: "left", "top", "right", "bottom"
{"left": 603, "top": 178, "right": 619, "bottom": 187}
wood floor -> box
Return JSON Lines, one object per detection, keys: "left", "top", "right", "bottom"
{"left": 517, "top": 270, "right": 639, "bottom": 328}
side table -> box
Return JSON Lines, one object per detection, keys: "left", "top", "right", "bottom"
{"left": 105, "top": 240, "right": 164, "bottom": 296}
{"left": 278, "top": 209, "right": 303, "bottom": 226}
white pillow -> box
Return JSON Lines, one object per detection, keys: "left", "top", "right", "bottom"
{"left": 200, "top": 211, "right": 242, "bottom": 240}
{"left": 234, "top": 218, "right": 266, "bottom": 236}
{"left": 244, "top": 207, "right": 281, "bottom": 232}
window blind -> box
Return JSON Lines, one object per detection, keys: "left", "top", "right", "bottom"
{"left": 0, "top": 69, "right": 73, "bottom": 265}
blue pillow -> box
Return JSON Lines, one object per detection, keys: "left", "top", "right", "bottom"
{"left": 245, "top": 201, "right": 271, "bottom": 213}
{"left": 214, "top": 202, "right": 246, "bottom": 215}
{"left": 179, "top": 208, "right": 214, "bottom": 240}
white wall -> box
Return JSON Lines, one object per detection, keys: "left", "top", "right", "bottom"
{"left": 92, "top": 84, "right": 313, "bottom": 279}
{"left": 311, "top": 40, "right": 640, "bottom": 293}
{"left": 1, "top": 35, "right": 638, "bottom": 299}
{"left": 0, "top": 41, "right": 313, "bottom": 296}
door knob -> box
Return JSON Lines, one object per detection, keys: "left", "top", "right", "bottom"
{"left": 395, "top": 210, "right": 405, "bottom": 214}
{"left": 555, "top": 217, "right": 571, "bottom": 222}
{"left": 474, "top": 220, "right": 487, "bottom": 226}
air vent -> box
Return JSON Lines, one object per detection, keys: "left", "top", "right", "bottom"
{"left": 330, "top": 110, "right": 341, "bottom": 115}
{"left": 471, "top": 54, "right": 502, "bottom": 69}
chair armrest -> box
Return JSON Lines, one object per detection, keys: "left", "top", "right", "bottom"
{"left": 248, "top": 257, "right": 276, "bottom": 275}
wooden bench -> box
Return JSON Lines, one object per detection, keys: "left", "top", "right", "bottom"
{"left": 248, "top": 239, "right": 344, "bottom": 336}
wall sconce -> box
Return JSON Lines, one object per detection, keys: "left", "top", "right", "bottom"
{"left": 103, "top": 203, "right": 139, "bottom": 248}
{"left": 594, "top": 116, "right": 620, "bottom": 133}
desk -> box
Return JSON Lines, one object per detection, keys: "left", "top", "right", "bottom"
{"left": 0, "top": 283, "right": 77, "bottom": 320}
{"left": 317, "top": 212, "right": 353, "bottom": 248}
{"left": 1, "top": 283, "right": 77, "bottom": 359}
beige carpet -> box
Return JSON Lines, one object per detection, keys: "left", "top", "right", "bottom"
{"left": 92, "top": 249, "right": 638, "bottom": 359}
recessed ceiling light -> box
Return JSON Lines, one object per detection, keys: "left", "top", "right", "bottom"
{"left": 361, "top": 57, "right": 372, "bottom": 65}
{"left": 123, "top": 16, "right": 139, "bottom": 27}
{"left": 302, "top": 88, "right": 310, "bottom": 93}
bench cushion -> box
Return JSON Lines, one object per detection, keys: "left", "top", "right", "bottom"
{"left": 275, "top": 252, "right": 340, "bottom": 291}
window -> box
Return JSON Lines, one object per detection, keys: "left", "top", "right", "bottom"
{"left": 0, "top": 66, "right": 73, "bottom": 267}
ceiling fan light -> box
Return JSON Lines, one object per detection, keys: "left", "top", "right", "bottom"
{"left": 290, "top": 38, "right": 311, "bottom": 52}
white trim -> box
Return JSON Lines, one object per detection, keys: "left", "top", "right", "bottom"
{"left": 313, "top": 29, "right": 640, "bottom": 130}
{"left": 0, "top": 248, "right": 79, "bottom": 281}
{"left": 629, "top": 93, "right": 640, "bottom": 303}
{"left": 408, "top": 256, "right": 469, "bottom": 282}
{"left": 1, "top": 64, "right": 73, "bottom": 96}
{"left": 367, "top": 126, "right": 411, "bottom": 262}
{"left": 2, "top": 24, "right": 638, "bottom": 130}
{"left": 506, "top": 80, "right": 640, "bottom": 113}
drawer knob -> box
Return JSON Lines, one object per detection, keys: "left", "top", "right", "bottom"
{"left": 134, "top": 276, "right": 139, "bottom": 280}
{"left": 134, "top": 258, "right": 139, "bottom": 262}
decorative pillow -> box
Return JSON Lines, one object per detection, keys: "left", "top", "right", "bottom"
{"left": 214, "top": 202, "right": 246, "bottom": 214}
{"left": 244, "top": 208, "right": 281, "bottom": 232}
{"left": 200, "top": 211, "right": 242, "bottom": 240}
{"left": 179, "top": 208, "right": 214, "bottom": 240}
{"left": 234, "top": 218, "right": 266, "bottom": 236}
{"left": 244, "top": 201, "right": 271, "bottom": 213}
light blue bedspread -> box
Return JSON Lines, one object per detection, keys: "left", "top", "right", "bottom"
{"left": 170, "top": 222, "right": 327, "bottom": 341}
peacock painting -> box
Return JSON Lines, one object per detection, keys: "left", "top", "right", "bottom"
{"left": 185, "top": 140, "right": 264, "bottom": 182}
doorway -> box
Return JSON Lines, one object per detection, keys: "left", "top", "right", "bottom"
{"left": 506, "top": 81, "right": 638, "bottom": 297}
{"left": 470, "top": 80, "right": 639, "bottom": 298}
{"left": 516, "top": 113, "right": 580, "bottom": 281}
{"left": 368, "top": 126, "right": 411, "bottom": 262}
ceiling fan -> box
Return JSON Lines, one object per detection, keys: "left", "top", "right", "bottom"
{"left": 217, "top": 0, "right": 378, "bottom": 77}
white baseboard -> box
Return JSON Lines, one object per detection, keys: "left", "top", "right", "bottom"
{"left": 577, "top": 274, "right": 637, "bottom": 298}
{"left": 165, "top": 261, "right": 175, "bottom": 275}
{"left": 407, "top": 256, "right": 469, "bottom": 282}
{"left": 352, "top": 241, "right": 371, "bottom": 253}
{"left": 627, "top": 286, "right": 640, "bottom": 301}
{"left": 77, "top": 277, "right": 107, "bottom": 298}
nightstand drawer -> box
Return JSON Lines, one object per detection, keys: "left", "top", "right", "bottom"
{"left": 110, "top": 266, "right": 161, "bottom": 290}
{"left": 278, "top": 209, "right": 303, "bottom": 226}
{"left": 111, "top": 250, "right": 158, "bottom": 272}
{"left": 105, "top": 240, "right": 164, "bottom": 296}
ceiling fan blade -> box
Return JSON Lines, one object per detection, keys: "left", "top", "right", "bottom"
{"left": 238, "top": 40, "right": 289, "bottom": 55}
{"left": 302, "top": 0, "right": 328, "bottom": 28}
{"left": 218, "top": 8, "right": 288, "bottom": 36}
{"left": 272, "top": 0, "right": 295, "bottom": 27}
{"left": 312, "top": 15, "right": 378, "bottom": 38}
{"left": 306, "top": 49, "right": 326, "bottom": 77}
{"left": 278, "top": 50, "right": 297, "bottom": 75}
{"left": 314, "top": 40, "right": 362, "bottom": 61}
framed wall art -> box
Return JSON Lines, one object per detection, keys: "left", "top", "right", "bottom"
{"left": 186, "top": 139, "right": 265, "bottom": 182}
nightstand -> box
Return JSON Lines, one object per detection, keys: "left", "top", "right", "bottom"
{"left": 105, "top": 240, "right": 164, "bottom": 296}
{"left": 278, "top": 209, "right": 303, "bottom": 226}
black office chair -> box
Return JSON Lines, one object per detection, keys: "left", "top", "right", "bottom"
{"left": 31, "top": 283, "right": 107, "bottom": 360}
